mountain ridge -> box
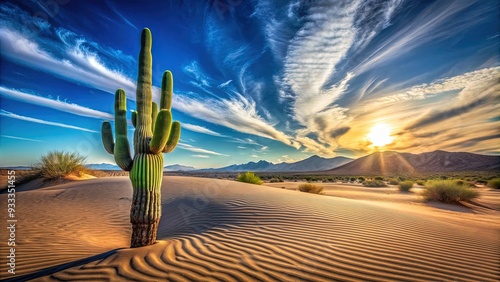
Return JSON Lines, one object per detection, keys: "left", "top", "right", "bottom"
{"left": 327, "top": 150, "right": 500, "bottom": 175}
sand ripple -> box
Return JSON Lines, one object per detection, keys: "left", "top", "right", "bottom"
{"left": 0, "top": 176, "right": 498, "bottom": 281}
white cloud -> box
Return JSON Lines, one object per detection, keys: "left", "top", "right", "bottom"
{"left": 177, "top": 143, "right": 229, "bottom": 156}
{"left": 0, "top": 110, "right": 98, "bottom": 133}
{"left": 217, "top": 80, "right": 232, "bottom": 88}
{"left": 372, "top": 67, "right": 500, "bottom": 104}
{"left": 0, "top": 28, "right": 137, "bottom": 99}
{"left": 182, "top": 123, "right": 229, "bottom": 137}
{"left": 353, "top": 1, "right": 484, "bottom": 75}
{"left": 1, "top": 135, "right": 42, "bottom": 142}
{"left": 0, "top": 86, "right": 113, "bottom": 120}
{"left": 191, "top": 154, "right": 210, "bottom": 158}
{"left": 173, "top": 93, "right": 300, "bottom": 149}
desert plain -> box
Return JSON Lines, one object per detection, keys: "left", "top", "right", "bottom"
{"left": 0, "top": 175, "right": 498, "bottom": 281}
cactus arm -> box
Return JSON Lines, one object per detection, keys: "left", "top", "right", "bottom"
{"left": 131, "top": 111, "right": 137, "bottom": 128}
{"left": 114, "top": 89, "right": 133, "bottom": 171}
{"left": 149, "top": 109, "right": 172, "bottom": 154}
{"left": 151, "top": 102, "right": 158, "bottom": 131}
{"left": 163, "top": 121, "right": 181, "bottom": 153}
{"left": 160, "top": 70, "right": 173, "bottom": 110}
{"left": 101, "top": 121, "right": 114, "bottom": 154}
{"left": 136, "top": 28, "right": 153, "bottom": 132}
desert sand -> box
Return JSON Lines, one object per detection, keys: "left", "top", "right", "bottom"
{"left": 0, "top": 176, "right": 499, "bottom": 281}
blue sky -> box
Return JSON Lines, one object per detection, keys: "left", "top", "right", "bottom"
{"left": 0, "top": 0, "right": 498, "bottom": 168}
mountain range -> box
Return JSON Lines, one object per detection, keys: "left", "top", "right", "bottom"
{"left": 76, "top": 150, "right": 500, "bottom": 175}
{"left": 85, "top": 163, "right": 196, "bottom": 171}
{"left": 197, "top": 155, "right": 353, "bottom": 172}
{"left": 328, "top": 150, "right": 500, "bottom": 175}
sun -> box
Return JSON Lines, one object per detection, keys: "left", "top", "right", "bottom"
{"left": 367, "top": 123, "right": 394, "bottom": 147}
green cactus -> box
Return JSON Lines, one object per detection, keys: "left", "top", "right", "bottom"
{"left": 101, "top": 28, "right": 181, "bottom": 248}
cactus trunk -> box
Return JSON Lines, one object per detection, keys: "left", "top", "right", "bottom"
{"left": 130, "top": 153, "right": 163, "bottom": 247}
{"left": 101, "top": 28, "right": 181, "bottom": 248}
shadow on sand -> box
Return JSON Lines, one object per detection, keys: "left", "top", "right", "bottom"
{"left": 5, "top": 196, "right": 240, "bottom": 281}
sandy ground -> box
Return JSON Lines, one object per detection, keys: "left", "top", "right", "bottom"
{"left": 0, "top": 176, "right": 498, "bottom": 281}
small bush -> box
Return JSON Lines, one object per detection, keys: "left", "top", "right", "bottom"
{"left": 374, "top": 176, "right": 384, "bottom": 181}
{"left": 237, "top": 172, "right": 263, "bottom": 185}
{"left": 415, "top": 180, "right": 425, "bottom": 186}
{"left": 389, "top": 178, "right": 399, "bottom": 185}
{"left": 298, "top": 183, "right": 324, "bottom": 194}
{"left": 399, "top": 181, "right": 414, "bottom": 192}
{"left": 358, "top": 177, "right": 365, "bottom": 182}
{"left": 362, "top": 180, "right": 387, "bottom": 187}
{"left": 487, "top": 178, "right": 500, "bottom": 189}
{"left": 422, "top": 180, "right": 478, "bottom": 203}
{"left": 34, "top": 151, "right": 87, "bottom": 180}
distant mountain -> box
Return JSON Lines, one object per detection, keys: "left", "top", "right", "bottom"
{"left": 271, "top": 155, "right": 352, "bottom": 172}
{"left": 198, "top": 156, "right": 353, "bottom": 172}
{"left": 164, "top": 164, "right": 196, "bottom": 171}
{"left": 85, "top": 163, "right": 121, "bottom": 170}
{"left": 328, "top": 150, "right": 500, "bottom": 175}
{"left": 0, "top": 166, "right": 32, "bottom": 170}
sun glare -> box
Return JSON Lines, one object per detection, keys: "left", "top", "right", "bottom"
{"left": 367, "top": 123, "right": 394, "bottom": 147}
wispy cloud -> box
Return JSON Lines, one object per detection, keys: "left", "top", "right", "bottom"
{"left": 191, "top": 154, "right": 210, "bottom": 158}
{"left": 353, "top": 0, "right": 486, "bottom": 74}
{"left": 218, "top": 80, "right": 232, "bottom": 88}
{"left": 0, "top": 110, "right": 98, "bottom": 133}
{"left": 177, "top": 142, "right": 229, "bottom": 156}
{"left": 173, "top": 92, "right": 300, "bottom": 149}
{"left": 0, "top": 86, "right": 113, "bottom": 119}
{"left": 182, "top": 123, "right": 229, "bottom": 137}
{"left": 1, "top": 135, "right": 42, "bottom": 142}
{"left": 105, "top": 1, "right": 138, "bottom": 30}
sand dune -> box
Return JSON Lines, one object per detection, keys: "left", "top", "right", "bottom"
{"left": 0, "top": 176, "right": 498, "bottom": 281}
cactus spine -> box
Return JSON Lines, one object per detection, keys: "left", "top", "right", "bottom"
{"left": 101, "top": 28, "right": 181, "bottom": 248}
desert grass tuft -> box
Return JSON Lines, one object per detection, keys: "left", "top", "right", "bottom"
{"left": 422, "top": 180, "right": 478, "bottom": 203}
{"left": 362, "top": 180, "right": 387, "bottom": 187}
{"left": 237, "top": 172, "right": 263, "bottom": 185}
{"left": 398, "top": 181, "right": 414, "bottom": 192}
{"left": 34, "top": 151, "right": 87, "bottom": 180}
{"left": 298, "top": 183, "right": 324, "bottom": 194}
{"left": 487, "top": 178, "right": 500, "bottom": 189}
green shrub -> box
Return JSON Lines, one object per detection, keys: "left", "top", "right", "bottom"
{"left": 416, "top": 180, "right": 425, "bottom": 186}
{"left": 298, "top": 183, "right": 324, "bottom": 194}
{"left": 34, "top": 151, "right": 87, "bottom": 180}
{"left": 389, "top": 178, "right": 399, "bottom": 185}
{"left": 374, "top": 176, "right": 384, "bottom": 181}
{"left": 237, "top": 172, "right": 263, "bottom": 185}
{"left": 487, "top": 178, "right": 500, "bottom": 189}
{"left": 399, "top": 181, "right": 414, "bottom": 192}
{"left": 422, "top": 180, "right": 478, "bottom": 203}
{"left": 362, "top": 180, "right": 387, "bottom": 187}
{"left": 358, "top": 177, "right": 365, "bottom": 182}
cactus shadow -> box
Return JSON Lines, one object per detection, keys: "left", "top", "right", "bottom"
{"left": 1, "top": 249, "right": 122, "bottom": 282}
{"left": 157, "top": 196, "right": 240, "bottom": 238}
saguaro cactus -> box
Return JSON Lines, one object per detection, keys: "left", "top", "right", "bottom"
{"left": 101, "top": 28, "right": 181, "bottom": 248}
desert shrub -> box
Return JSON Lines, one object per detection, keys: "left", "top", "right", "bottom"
{"left": 349, "top": 177, "right": 356, "bottom": 182}
{"left": 389, "top": 178, "right": 399, "bottom": 185}
{"left": 453, "top": 179, "right": 476, "bottom": 187}
{"left": 398, "top": 176, "right": 406, "bottom": 181}
{"left": 415, "top": 180, "right": 425, "bottom": 186}
{"left": 269, "top": 177, "right": 284, "bottom": 183}
{"left": 374, "top": 176, "right": 384, "bottom": 181}
{"left": 487, "top": 178, "right": 500, "bottom": 189}
{"left": 298, "top": 183, "right": 324, "bottom": 194}
{"left": 237, "top": 172, "right": 263, "bottom": 185}
{"left": 34, "top": 151, "right": 87, "bottom": 180}
{"left": 399, "top": 181, "right": 414, "bottom": 192}
{"left": 358, "top": 177, "right": 365, "bottom": 182}
{"left": 362, "top": 180, "right": 387, "bottom": 187}
{"left": 422, "top": 180, "right": 478, "bottom": 203}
